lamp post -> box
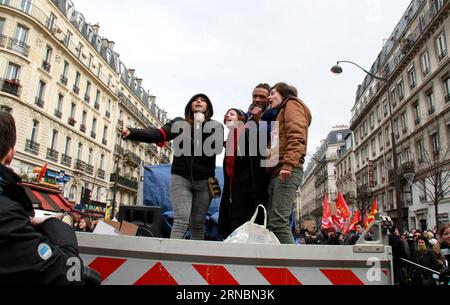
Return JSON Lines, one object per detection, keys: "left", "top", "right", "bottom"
{"left": 331, "top": 60, "right": 405, "bottom": 232}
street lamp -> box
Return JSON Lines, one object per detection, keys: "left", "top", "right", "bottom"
{"left": 331, "top": 60, "right": 405, "bottom": 232}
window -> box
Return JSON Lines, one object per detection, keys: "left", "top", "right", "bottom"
{"left": 430, "top": 132, "right": 440, "bottom": 158}
{"left": 64, "top": 137, "right": 71, "bottom": 156}
{"left": 436, "top": 32, "right": 447, "bottom": 61}
{"left": 397, "top": 79, "right": 405, "bottom": 101}
{"left": 94, "top": 90, "right": 100, "bottom": 107}
{"left": 37, "top": 80, "right": 46, "bottom": 99}
{"left": 421, "top": 51, "right": 431, "bottom": 77}
{"left": 92, "top": 118, "right": 97, "bottom": 134}
{"left": 77, "top": 143, "right": 83, "bottom": 160}
{"left": 0, "top": 18, "right": 5, "bottom": 34}
{"left": 416, "top": 140, "right": 425, "bottom": 164}
{"left": 74, "top": 71, "right": 81, "bottom": 92}
{"left": 408, "top": 65, "right": 417, "bottom": 89}
{"left": 371, "top": 139, "right": 376, "bottom": 156}
{"left": 394, "top": 119, "right": 400, "bottom": 139}
{"left": 102, "top": 126, "right": 108, "bottom": 144}
{"left": 70, "top": 103, "right": 76, "bottom": 118}
{"left": 77, "top": 42, "right": 83, "bottom": 58}
{"left": 378, "top": 133, "right": 384, "bottom": 151}
{"left": 81, "top": 111, "right": 87, "bottom": 126}
{"left": 6, "top": 63, "right": 20, "bottom": 80}
{"left": 413, "top": 101, "right": 421, "bottom": 125}
{"left": 100, "top": 154, "right": 104, "bottom": 170}
{"left": 50, "top": 130, "right": 58, "bottom": 150}
{"left": 400, "top": 112, "right": 408, "bottom": 134}
{"left": 69, "top": 185, "right": 76, "bottom": 202}
{"left": 43, "top": 45, "right": 52, "bottom": 71}
{"left": 405, "top": 148, "right": 412, "bottom": 162}
{"left": 88, "top": 148, "right": 93, "bottom": 165}
{"left": 369, "top": 113, "right": 375, "bottom": 129}
{"left": 20, "top": 0, "right": 32, "bottom": 13}
{"left": 390, "top": 87, "right": 398, "bottom": 108}
{"left": 46, "top": 13, "right": 56, "bottom": 31}
{"left": 30, "top": 120, "right": 39, "bottom": 142}
{"left": 336, "top": 133, "right": 343, "bottom": 142}
{"left": 65, "top": 30, "right": 72, "bottom": 47}
{"left": 385, "top": 127, "right": 391, "bottom": 146}
{"left": 383, "top": 100, "right": 388, "bottom": 117}
{"left": 84, "top": 81, "right": 91, "bottom": 102}
{"left": 61, "top": 61, "right": 69, "bottom": 84}
{"left": 427, "top": 91, "right": 435, "bottom": 115}
{"left": 14, "top": 24, "right": 29, "bottom": 43}
{"left": 444, "top": 77, "right": 450, "bottom": 102}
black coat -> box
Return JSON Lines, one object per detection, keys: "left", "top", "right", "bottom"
{"left": 127, "top": 117, "right": 224, "bottom": 181}
{"left": 389, "top": 234, "right": 408, "bottom": 284}
{"left": 218, "top": 127, "right": 270, "bottom": 239}
{"left": 0, "top": 164, "right": 83, "bottom": 284}
{"left": 410, "top": 249, "right": 439, "bottom": 285}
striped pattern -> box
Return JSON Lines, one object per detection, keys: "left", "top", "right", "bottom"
{"left": 83, "top": 255, "right": 391, "bottom": 286}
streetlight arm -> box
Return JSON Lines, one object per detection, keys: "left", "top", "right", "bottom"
{"left": 336, "top": 61, "right": 387, "bottom": 81}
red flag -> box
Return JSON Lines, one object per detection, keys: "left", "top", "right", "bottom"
{"left": 368, "top": 199, "right": 379, "bottom": 225}
{"left": 346, "top": 210, "right": 362, "bottom": 234}
{"left": 322, "top": 193, "right": 333, "bottom": 229}
{"left": 364, "top": 210, "right": 369, "bottom": 228}
{"left": 37, "top": 162, "right": 48, "bottom": 183}
{"left": 333, "top": 193, "right": 352, "bottom": 231}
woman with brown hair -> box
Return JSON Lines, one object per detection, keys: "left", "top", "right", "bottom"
{"left": 434, "top": 224, "right": 450, "bottom": 276}
{"left": 264, "top": 82, "right": 312, "bottom": 244}
{"left": 123, "top": 94, "right": 223, "bottom": 240}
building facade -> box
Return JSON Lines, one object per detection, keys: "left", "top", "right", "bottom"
{"left": 349, "top": 0, "right": 450, "bottom": 231}
{"left": 0, "top": 0, "right": 173, "bottom": 218}
{"left": 335, "top": 133, "right": 358, "bottom": 213}
{"left": 300, "top": 127, "right": 351, "bottom": 228}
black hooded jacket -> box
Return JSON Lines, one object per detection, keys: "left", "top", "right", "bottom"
{"left": 0, "top": 164, "right": 83, "bottom": 284}
{"left": 126, "top": 94, "right": 224, "bottom": 180}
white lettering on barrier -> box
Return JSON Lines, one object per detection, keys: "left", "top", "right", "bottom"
{"left": 366, "top": 257, "right": 381, "bottom": 282}
{"left": 66, "top": 257, "right": 82, "bottom": 282}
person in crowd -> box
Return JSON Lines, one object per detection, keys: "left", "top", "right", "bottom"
{"left": 433, "top": 224, "right": 450, "bottom": 278}
{"left": 247, "top": 83, "right": 271, "bottom": 123}
{"left": 0, "top": 112, "right": 84, "bottom": 284}
{"left": 122, "top": 94, "right": 223, "bottom": 240}
{"left": 75, "top": 217, "right": 92, "bottom": 233}
{"left": 322, "top": 227, "right": 340, "bottom": 245}
{"left": 219, "top": 108, "right": 268, "bottom": 238}
{"left": 344, "top": 222, "right": 365, "bottom": 245}
{"left": 389, "top": 226, "right": 408, "bottom": 285}
{"left": 409, "top": 236, "right": 439, "bottom": 285}
{"left": 264, "top": 83, "right": 312, "bottom": 244}
{"left": 401, "top": 231, "right": 412, "bottom": 260}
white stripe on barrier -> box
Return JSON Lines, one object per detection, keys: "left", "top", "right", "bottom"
{"left": 162, "top": 261, "right": 208, "bottom": 285}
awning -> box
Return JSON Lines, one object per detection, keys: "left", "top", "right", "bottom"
{"left": 21, "top": 183, "right": 72, "bottom": 212}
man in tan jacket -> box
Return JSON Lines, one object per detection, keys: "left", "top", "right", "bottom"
{"left": 266, "top": 82, "right": 312, "bottom": 244}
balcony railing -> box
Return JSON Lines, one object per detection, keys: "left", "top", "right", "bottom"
{"left": 124, "top": 151, "right": 141, "bottom": 167}
{"left": 400, "top": 161, "right": 415, "bottom": 175}
{"left": 54, "top": 109, "right": 62, "bottom": 119}
{"left": 73, "top": 85, "right": 80, "bottom": 95}
{"left": 84, "top": 94, "right": 90, "bottom": 103}
{"left": 85, "top": 164, "right": 94, "bottom": 176}
{"left": 114, "top": 145, "right": 124, "bottom": 156}
{"left": 90, "top": 131, "right": 96, "bottom": 139}
{"left": 0, "top": 33, "right": 30, "bottom": 57}
{"left": 428, "top": 106, "right": 436, "bottom": 115}
{"left": 1, "top": 78, "right": 22, "bottom": 96}
{"left": 118, "top": 93, "right": 155, "bottom": 128}
{"left": 34, "top": 96, "right": 46, "bottom": 108}
{"left": 415, "top": 118, "right": 421, "bottom": 125}
{"left": 61, "top": 154, "right": 72, "bottom": 167}
{"left": 97, "top": 169, "right": 105, "bottom": 180}
{"left": 80, "top": 124, "right": 86, "bottom": 133}
{"left": 74, "top": 159, "right": 86, "bottom": 171}
{"left": 25, "top": 139, "right": 40, "bottom": 155}
{"left": 423, "top": 68, "right": 431, "bottom": 77}
{"left": 68, "top": 117, "right": 76, "bottom": 127}
{"left": 46, "top": 148, "right": 59, "bottom": 162}
{"left": 60, "top": 75, "right": 68, "bottom": 86}
{"left": 438, "top": 50, "right": 447, "bottom": 61}
{"left": 94, "top": 102, "right": 100, "bottom": 110}
{"left": 105, "top": 110, "right": 111, "bottom": 119}
{"left": 110, "top": 173, "right": 138, "bottom": 191}
{"left": 102, "top": 139, "right": 108, "bottom": 146}
{"left": 42, "top": 60, "right": 51, "bottom": 73}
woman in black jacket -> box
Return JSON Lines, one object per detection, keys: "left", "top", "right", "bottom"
{"left": 219, "top": 108, "right": 269, "bottom": 239}
{"left": 410, "top": 237, "right": 439, "bottom": 285}
{"left": 123, "top": 94, "right": 223, "bottom": 240}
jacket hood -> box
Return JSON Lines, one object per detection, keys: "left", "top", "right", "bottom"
{"left": 0, "top": 164, "right": 35, "bottom": 217}
{"left": 185, "top": 94, "right": 214, "bottom": 120}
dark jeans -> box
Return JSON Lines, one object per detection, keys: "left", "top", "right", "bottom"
{"left": 170, "top": 174, "right": 212, "bottom": 240}
{"left": 267, "top": 167, "right": 303, "bottom": 244}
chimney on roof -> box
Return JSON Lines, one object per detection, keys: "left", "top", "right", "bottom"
{"left": 108, "top": 40, "right": 115, "bottom": 51}
{"left": 136, "top": 78, "right": 143, "bottom": 87}
{"left": 128, "top": 69, "right": 135, "bottom": 78}
{"left": 92, "top": 23, "right": 100, "bottom": 35}
{"left": 102, "top": 38, "right": 109, "bottom": 48}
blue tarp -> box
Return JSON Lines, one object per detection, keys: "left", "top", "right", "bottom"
{"left": 143, "top": 165, "right": 224, "bottom": 241}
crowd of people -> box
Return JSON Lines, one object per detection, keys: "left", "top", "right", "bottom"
{"left": 293, "top": 223, "right": 450, "bottom": 285}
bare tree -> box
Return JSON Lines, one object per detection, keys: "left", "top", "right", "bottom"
{"left": 414, "top": 145, "right": 450, "bottom": 228}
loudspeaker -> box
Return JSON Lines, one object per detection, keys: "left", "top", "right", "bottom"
{"left": 117, "top": 206, "right": 162, "bottom": 238}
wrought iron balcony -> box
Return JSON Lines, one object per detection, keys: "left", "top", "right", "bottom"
{"left": 1, "top": 78, "right": 21, "bottom": 96}
{"left": 73, "top": 85, "right": 80, "bottom": 95}
{"left": 114, "top": 145, "right": 124, "bottom": 156}
{"left": 97, "top": 169, "right": 105, "bottom": 180}
{"left": 46, "top": 148, "right": 59, "bottom": 162}
{"left": 85, "top": 164, "right": 94, "bottom": 176}
{"left": 61, "top": 154, "right": 72, "bottom": 167}
{"left": 42, "top": 60, "right": 51, "bottom": 73}
{"left": 110, "top": 174, "right": 138, "bottom": 191}
{"left": 25, "top": 139, "right": 40, "bottom": 155}
{"left": 105, "top": 110, "right": 111, "bottom": 119}
{"left": 74, "top": 159, "right": 86, "bottom": 171}
{"left": 54, "top": 109, "right": 62, "bottom": 119}
{"left": 80, "top": 124, "right": 86, "bottom": 133}
{"left": 84, "top": 94, "right": 90, "bottom": 103}
{"left": 90, "top": 131, "right": 96, "bottom": 139}
{"left": 102, "top": 139, "right": 108, "bottom": 146}
{"left": 94, "top": 102, "right": 100, "bottom": 110}
{"left": 35, "top": 97, "right": 45, "bottom": 108}
{"left": 68, "top": 117, "right": 76, "bottom": 127}
{"left": 60, "top": 75, "right": 68, "bottom": 86}
{"left": 5, "top": 37, "right": 30, "bottom": 57}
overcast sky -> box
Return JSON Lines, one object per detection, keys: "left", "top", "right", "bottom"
{"left": 74, "top": 0, "right": 410, "bottom": 159}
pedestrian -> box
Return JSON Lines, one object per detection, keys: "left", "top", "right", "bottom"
{"left": 123, "top": 94, "right": 224, "bottom": 240}
{"left": 389, "top": 226, "right": 408, "bottom": 285}
{"left": 75, "top": 217, "right": 92, "bottom": 233}
{"left": 0, "top": 112, "right": 84, "bottom": 284}
{"left": 264, "top": 82, "right": 312, "bottom": 244}
{"left": 409, "top": 236, "right": 439, "bottom": 285}
{"left": 344, "top": 222, "right": 365, "bottom": 245}
{"left": 433, "top": 224, "right": 450, "bottom": 278}
{"left": 247, "top": 83, "right": 271, "bottom": 123}
{"left": 218, "top": 108, "right": 268, "bottom": 238}
{"left": 322, "top": 228, "right": 340, "bottom": 245}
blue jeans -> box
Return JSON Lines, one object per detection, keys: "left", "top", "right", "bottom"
{"left": 267, "top": 167, "right": 303, "bottom": 244}
{"left": 170, "top": 175, "right": 212, "bottom": 240}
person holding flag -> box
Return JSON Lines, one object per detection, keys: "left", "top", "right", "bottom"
{"left": 321, "top": 193, "right": 333, "bottom": 230}
{"left": 367, "top": 199, "right": 378, "bottom": 226}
